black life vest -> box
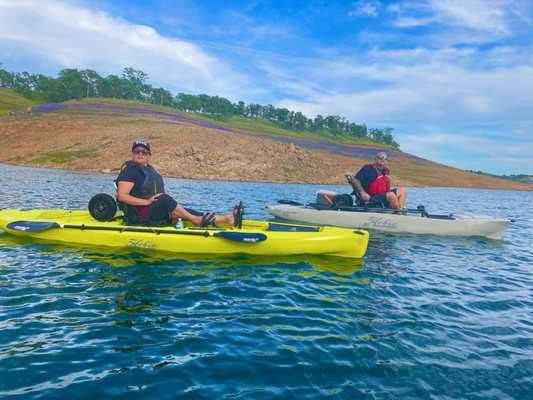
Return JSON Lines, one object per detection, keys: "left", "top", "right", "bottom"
{"left": 119, "top": 160, "right": 165, "bottom": 199}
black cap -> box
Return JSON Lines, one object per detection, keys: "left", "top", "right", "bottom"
{"left": 132, "top": 140, "right": 151, "bottom": 152}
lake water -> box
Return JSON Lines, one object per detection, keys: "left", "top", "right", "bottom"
{"left": 0, "top": 164, "right": 532, "bottom": 399}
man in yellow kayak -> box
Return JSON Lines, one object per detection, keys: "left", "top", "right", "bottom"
{"left": 116, "top": 140, "right": 237, "bottom": 226}
{"left": 351, "top": 151, "right": 407, "bottom": 213}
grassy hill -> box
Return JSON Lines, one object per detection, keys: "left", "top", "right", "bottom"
{"left": 0, "top": 88, "right": 41, "bottom": 115}
{"left": 0, "top": 91, "right": 531, "bottom": 191}
{"left": 66, "top": 97, "right": 382, "bottom": 147}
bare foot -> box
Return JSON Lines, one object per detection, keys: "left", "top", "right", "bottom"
{"left": 227, "top": 206, "right": 239, "bottom": 226}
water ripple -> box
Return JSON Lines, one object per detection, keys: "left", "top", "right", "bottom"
{"left": 1, "top": 165, "right": 532, "bottom": 399}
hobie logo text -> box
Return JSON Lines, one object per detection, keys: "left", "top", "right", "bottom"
{"left": 363, "top": 216, "right": 398, "bottom": 229}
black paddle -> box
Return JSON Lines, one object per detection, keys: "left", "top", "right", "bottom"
{"left": 345, "top": 174, "right": 358, "bottom": 196}
{"left": 6, "top": 221, "right": 267, "bottom": 243}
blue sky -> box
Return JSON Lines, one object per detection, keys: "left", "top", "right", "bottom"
{"left": 1, "top": 0, "right": 532, "bottom": 175}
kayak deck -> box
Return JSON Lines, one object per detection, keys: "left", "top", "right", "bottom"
{"left": 0, "top": 209, "right": 369, "bottom": 258}
{"left": 267, "top": 203, "right": 511, "bottom": 240}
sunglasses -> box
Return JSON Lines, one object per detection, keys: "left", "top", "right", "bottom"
{"left": 133, "top": 149, "right": 150, "bottom": 155}
{"left": 376, "top": 155, "right": 388, "bottom": 160}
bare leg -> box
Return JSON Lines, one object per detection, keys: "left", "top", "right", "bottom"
{"left": 396, "top": 188, "right": 407, "bottom": 209}
{"left": 169, "top": 204, "right": 203, "bottom": 225}
{"left": 386, "top": 192, "right": 401, "bottom": 210}
{"left": 170, "top": 205, "right": 237, "bottom": 226}
{"left": 213, "top": 211, "right": 236, "bottom": 226}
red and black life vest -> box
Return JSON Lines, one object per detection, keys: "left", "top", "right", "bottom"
{"left": 366, "top": 164, "right": 390, "bottom": 195}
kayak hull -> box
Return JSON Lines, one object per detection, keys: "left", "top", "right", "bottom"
{"left": 0, "top": 209, "right": 369, "bottom": 258}
{"left": 267, "top": 204, "right": 510, "bottom": 240}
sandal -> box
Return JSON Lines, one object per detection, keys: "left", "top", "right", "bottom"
{"left": 199, "top": 212, "right": 216, "bottom": 227}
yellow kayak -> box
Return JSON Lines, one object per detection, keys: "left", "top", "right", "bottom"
{"left": 0, "top": 209, "right": 369, "bottom": 258}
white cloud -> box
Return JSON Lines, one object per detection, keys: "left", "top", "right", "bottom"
{"left": 0, "top": 0, "right": 245, "bottom": 97}
{"left": 268, "top": 37, "right": 533, "bottom": 124}
{"left": 400, "top": 128, "right": 533, "bottom": 174}
{"left": 430, "top": 0, "right": 510, "bottom": 33}
{"left": 280, "top": 62, "right": 533, "bottom": 123}
{"left": 349, "top": 1, "right": 379, "bottom": 18}
{"left": 390, "top": 0, "right": 532, "bottom": 44}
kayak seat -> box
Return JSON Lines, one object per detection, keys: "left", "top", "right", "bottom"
{"left": 316, "top": 191, "right": 355, "bottom": 208}
{"left": 345, "top": 174, "right": 386, "bottom": 209}
{"left": 315, "top": 190, "right": 386, "bottom": 211}
{"left": 352, "top": 192, "right": 386, "bottom": 209}
{"left": 112, "top": 180, "right": 129, "bottom": 221}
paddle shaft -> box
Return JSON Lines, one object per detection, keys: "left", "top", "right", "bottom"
{"left": 8, "top": 221, "right": 267, "bottom": 243}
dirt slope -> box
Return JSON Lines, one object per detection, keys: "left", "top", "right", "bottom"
{"left": 0, "top": 101, "right": 531, "bottom": 191}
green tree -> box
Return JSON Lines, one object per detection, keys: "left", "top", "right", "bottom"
{"left": 292, "top": 111, "right": 307, "bottom": 130}
{"left": 176, "top": 93, "right": 201, "bottom": 112}
{"left": 121, "top": 67, "right": 150, "bottom": 101}
{"left": 149, "top": 87, "right": 175, "bottom": 107}
{"left": 80, "top": 69, "right": 103, "bottom": 98}
{"left": 101, "top": 74, "right": 126, "bottom": 99}
{"left": 10, "top": 71, "right": 35, "bottom": 97}
{"left": 246, "top": 103, "right": 262, "bottom": 118}
{"left": 197, "top": 94, "right": 233, "bottom": 119}
{"left": 233, "top": 100, "right": 246, "bottom": 116}
{"left": 273, "top": 107, "right": 290, "bottom": 124}
{"left": 32, "top": 74, "right": 65, "bottom": 102}
{"left": 261, "top": 104, "right": 275, "bottom": 120}
{"left": 58, "top": 69, "right": 89, "bottom": 99}
{"left": 0, "top": 67, "right": 15, "bottom": 88}
{"left": 311, "top": 115, "right": 325, "bottom": 130}
{"left": 348, "top": 122, "right": 367, "bottom": 138}
{"left": 325, "top": 115, "right": 342, "bottom": 135}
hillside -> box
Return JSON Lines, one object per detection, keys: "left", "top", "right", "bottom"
{"left": 0, "top": 88, "right": 39, "bottom": 115}
{"left": 0, "top": 97, "right": 531, "bottom": 191}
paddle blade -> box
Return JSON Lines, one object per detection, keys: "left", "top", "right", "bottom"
{"left": 7, "top": 221, "right": 60, "bottom": 232}
{"left": 216, "top": 231, "right": 267, "bottom": 243}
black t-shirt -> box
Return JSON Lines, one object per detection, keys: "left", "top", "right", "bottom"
{"left": 355, "top": 164, "right": 389, "bottom": 192}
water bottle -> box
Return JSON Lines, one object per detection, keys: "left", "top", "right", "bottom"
{"left": 175, "top": 218, "right": 183, "bottom": 230}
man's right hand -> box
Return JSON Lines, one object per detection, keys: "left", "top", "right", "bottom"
{"left": 360, "top": 192, "right": 371, "bottom": 201}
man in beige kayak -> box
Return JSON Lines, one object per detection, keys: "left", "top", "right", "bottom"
{"left": 351, "top": 151, "right": 407, "bottom": 213}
